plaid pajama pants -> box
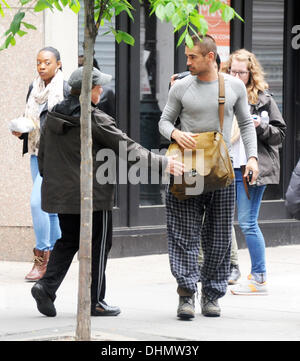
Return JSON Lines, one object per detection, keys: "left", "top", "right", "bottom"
{"left": 166, "top": 182, "right": 235, "bottom": 301}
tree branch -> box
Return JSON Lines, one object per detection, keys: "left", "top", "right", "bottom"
{"left": 95, "top": 0, "right": 110, "bottom": 30}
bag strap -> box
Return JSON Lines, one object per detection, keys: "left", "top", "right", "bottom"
{"left": 218, "top": 73, "right": 225, "bottom": 132}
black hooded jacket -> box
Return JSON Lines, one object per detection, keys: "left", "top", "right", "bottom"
{"left": 38, "top": 95, "right": 167, "bottom": 213}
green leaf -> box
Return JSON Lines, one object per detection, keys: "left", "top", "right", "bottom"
{"left": 10, "top": 36, "right": 16, "bottom": 46}
{"left": 1, "top": 0, "right": 10, "bottom": 8}
{"left": 173, "top": 20, "right": 187, "bottom": 33}
{"left": 114, "top": 3, "right": 126, "bottom": 16}
{"left": 17, "top": 29, "right": 27, "bottom": 37}
{"left": 0, "top": 0, "right": 10, "bottom": 10}
{"left": 234, "top": 10, "right": 244, "bottom": 22}
{"left": 164, "top": 2, "right": 175, "bottom": 21}
{"left": 189, "top": 14, "right": 201, "bottom": 30}
{"left": 109, "top": 26, "right": 117, "bottom": 37}
{"left": 13, "top": 11, "right": 25, "bottom": 22}
{"left": 34, "top": 0, "right": 53, "bottom": 12}
{"left": 222, "top": 6, "right": 235, "bottom": 23}
{"left": 189, "top": 23, "right": 200, "bottom": 38}
{"left": 21, "top": 22, "right": 37, "bottom": 30}
{"left": 177, "top": 28, "right": 187, "bottom": 47}
{"left": 155, "top": 4, "right": 165, "bottom": 22}
{"left": 209, "top": 1, "right": 222, "bottom": 13}
{"left": 68, "top": 0, "right": 80, "bottom": 14}
{"left": 185, "top": 32, "right": 193, "bottom": 49}
{"left": 101, "top": 30, "right": 112, "bottom": 37}
{"left": 171, "top": 12, "right": 181, "bottom": 28}
{"left": 114, "top": 2, "right": 134, "bottom": 21}
{"left": 54, "top": 0, "right": 63, "bottom": 11}
{"left": 122, "top": 0, "right": 134, "bottom": 10}
{"left": 124, "top": 6, "right": 134, "bottom": 21}
{"left": 199, "top": 17, "right": 208, "bottom": 35}
{"left": 19, "top": 0, "right": 31, "bottom": 5}
{"left": 4, "top": 35, "right": 13, "bottom": 48}
{"left": 186, "top": 3, "right": 196, "bottom": 13}
{"left": 10, "top": 12, "right": 25, "bottom": 35}
{"left": 60, "top": 0, "right": 68, "bottom": 6}
{"left": 115, "top": 32, "right": 123, "bottom": 44}
{"left": 115, "top": 30, "right": 135, "bottom": 46}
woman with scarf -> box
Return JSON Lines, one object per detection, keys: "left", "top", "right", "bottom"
{"left": 11, "top": 47, "right": 70, "bottom": 281}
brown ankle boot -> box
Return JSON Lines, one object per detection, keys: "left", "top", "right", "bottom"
{"left": 25, "top": 248, "right": 51, "bottom": 282}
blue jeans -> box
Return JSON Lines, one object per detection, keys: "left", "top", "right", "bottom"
{"left": 30, "top": 155, "right": 61, "bottom": 251}
{"left": 235, "top": 168, "right": 267, "bottom": 282}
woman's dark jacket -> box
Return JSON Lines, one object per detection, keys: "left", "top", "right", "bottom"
{"left": 20, "top": 81, "right": 70, "bottom": 155}
{"left": 38, "top": 95, "right": 167, "bottom": 213}
{"left": 250, "top": 91, "right": 286, "bottom": 186}
{"left": 285, "top": 158, "right": 300, "bottom": 220}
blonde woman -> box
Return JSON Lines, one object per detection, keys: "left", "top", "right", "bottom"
{"left": 223, "top": 49, "right": 286, "bottom": 294}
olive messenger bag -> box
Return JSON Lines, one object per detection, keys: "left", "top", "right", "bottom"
{"left": 166, "top": 72, "right": 235, "bottom": 200}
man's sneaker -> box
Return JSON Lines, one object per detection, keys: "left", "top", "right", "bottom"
{"left": 201, "top": 294, "right": 221, "bottom": 317}
{"left": 177, "top": 295, "right": 195, "bottom": 319}
{"left": 91, "top": 300, "right": 121, "bottom": 316}
{"left": 230, "top": 279, "right": 268, "bottom": 295}
{"left": 228, "top": 264, "right": 241, "bottom": 285}
{"left": 31, "top": 283, "right": 56, "bottom": 317}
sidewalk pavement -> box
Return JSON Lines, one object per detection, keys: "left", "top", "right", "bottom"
{"left": 0, "top": 244, "right": 300, "bottom": 341}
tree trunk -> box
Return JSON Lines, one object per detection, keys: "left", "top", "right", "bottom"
{"left": 76, "top": 0, "right": 97, "bottom": 341}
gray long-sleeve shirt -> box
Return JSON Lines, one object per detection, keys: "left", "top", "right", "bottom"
{"left": 159, "top": 73, "right": 257, "bottom": 160}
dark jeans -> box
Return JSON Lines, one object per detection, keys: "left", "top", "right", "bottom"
{"left": 38, "top": 210, "right": 112, "bottom": 307}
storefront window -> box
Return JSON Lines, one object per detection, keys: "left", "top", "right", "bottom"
{"left": 78, "top": 2, "right": 116, "bottom": 92}
{"left": 139, "top": 3, "right": 174, "bottom": 206}
{"left": 252, "top": 0, "right": 284, "bottom": 200}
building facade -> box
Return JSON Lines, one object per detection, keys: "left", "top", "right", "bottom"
{"left": 0, "top": 0, "right": 299, "bottom": 261}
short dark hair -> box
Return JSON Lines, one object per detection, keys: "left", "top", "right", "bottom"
{"left": 190, "top": 34, "right": 217, "bottom": 60}
{"left": 38, "top": 46, "right": 61, "bottom": 61}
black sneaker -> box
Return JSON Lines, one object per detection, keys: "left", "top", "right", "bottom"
{"left": 228, "top": 264, "right": 241, "bottom": 285}
{"left": 31, "top": 283, "right": 56, "bottom": 317}
{"left": 177, "top": 295, "right": 195, "bottom": 319}
{"left": 91, "top": 300, "right": 121, "bottom": 316}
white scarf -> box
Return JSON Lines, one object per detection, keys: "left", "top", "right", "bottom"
{"left": 25, "top": 69, "right": 64, "bottom": 154}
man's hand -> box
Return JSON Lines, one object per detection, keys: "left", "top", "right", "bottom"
{"left": 165, "top": 155, "right": 185, "bottom": 176}
{"left": 244, "top": 157, "right": 259, "bottom": 184}
{"left": 171, "top": 129, "right": 199, "bottom": 149}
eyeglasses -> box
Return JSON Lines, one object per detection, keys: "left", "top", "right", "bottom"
{"left": 229, "top": 69, "right": 249, "bottom": 77}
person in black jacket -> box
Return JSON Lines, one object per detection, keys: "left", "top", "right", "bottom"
{"left": 286, "top": 159, "right": 300, "bottom": 220}
{"left": 30, "top": 66, "right": 184, "bottom": 317}
{"left": 78, "top": 54, "right": 115, "bottom": 118}
{"left": 11, "top": 47, "right": 70, "bottom": 282}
